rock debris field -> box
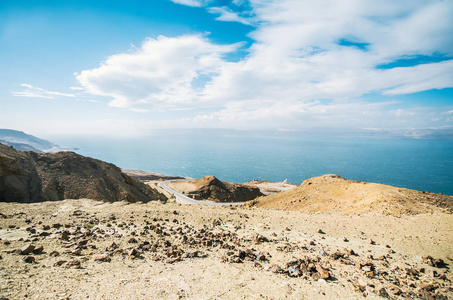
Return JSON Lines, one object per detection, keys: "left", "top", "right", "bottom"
{"left": 0, "top": 199, "right": 452, "bottom": 299}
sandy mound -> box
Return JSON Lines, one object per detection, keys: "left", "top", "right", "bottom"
{"left": 169, "top": 176, "right": 262, "bottom": 202}
{"left": 246, "top": 174, "right": 453, "bottom": 216}
{"left": 244, "top": 179, "right": 297, "bottom": 194}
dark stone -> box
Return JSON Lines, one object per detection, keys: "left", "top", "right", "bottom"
{"left": 22, "top": 255, "right": 35, "bottom": 263}
{"left": 128, "top": 237, "right": 138, "bottom": 243}
{"left": 19, "top": 244, "right": 35, "bottom": 255}
{"left": 32, "top": 245, "right": 44, "bottom": 254}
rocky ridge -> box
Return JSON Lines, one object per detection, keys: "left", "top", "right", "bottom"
{"left": 0, "top": 143, "right": 43, "bottom": 202}
{"left": 0, "top": 143, "right": 166, "bottom": 203}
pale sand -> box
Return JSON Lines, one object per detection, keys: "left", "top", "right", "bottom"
{"left": 0, "top": 199, "right": 452, "bottom": 299}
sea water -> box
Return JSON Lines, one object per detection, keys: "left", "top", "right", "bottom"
{"left": 54, "top": 130, "right": 453, "bottom": 196}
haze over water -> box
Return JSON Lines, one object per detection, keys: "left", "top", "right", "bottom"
{"left": 57, "top": 131, "right": 453, "bottom": 196}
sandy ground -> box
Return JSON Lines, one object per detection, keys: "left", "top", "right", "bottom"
{"left": 168, "top": 181, "right": 197, "bottom": 194}
{"left": 1, "top": 199, "right": 452, "bottom": 300}
{"left": 245, "top": 181, "right": 297, "bottom": 194}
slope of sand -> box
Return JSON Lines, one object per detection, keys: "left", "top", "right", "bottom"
{"left": 246, "top": 174, "right": 453, "bottom": 216}
{"left": 0, "top": 199, "right": 452, "bottom": 299}
{"left": 244, "top": 180, "right": 297, "bottom": 194}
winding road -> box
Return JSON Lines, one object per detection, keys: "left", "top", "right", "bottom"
{"left": 157, "top": 180, "right": 246, "bottom": 206}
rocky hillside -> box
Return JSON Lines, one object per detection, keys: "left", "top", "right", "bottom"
{"left": 0, "top": 143, "right": 166, "bottom": 203}
{"left": 170, "top": 176, "right": 263, "bottom": 202}
{"left": 246, "top": 174, "right": 453, "bottom": 216}
{"left": 0, "top": 142, "right": 43, "bottom": 202}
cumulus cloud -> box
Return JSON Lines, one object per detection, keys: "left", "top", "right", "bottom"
{"left": 77, "top": 35, "right": 240, "bottom": 110}
{"left": 11, "top": 84, "right": 76, "bottom": 99}
{"left": 201, "top": 0, "right": 453, "bottom": 103}
{"left": 77, "top": 0, "right": 453, "bottom": 132}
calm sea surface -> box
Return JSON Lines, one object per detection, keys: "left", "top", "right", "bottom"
{"left": 55, "top": 131, "right": 453, "bottom": 196}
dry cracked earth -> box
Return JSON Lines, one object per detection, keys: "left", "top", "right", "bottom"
{"left": 0, "top": 199, "right": 452, "bottom": 300}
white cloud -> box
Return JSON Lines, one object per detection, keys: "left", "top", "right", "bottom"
{"left": 168, "top": 0, "right": 206, "bottom": 7}
{"left": 77, "top": 35, "right": 240, "bottom": 110}
{"left": 69, "top": 86, "right": 84, "bottom": 91}
{"left": 77, "top": 0, "right": 453, "bottom": 133}
{"left": 200, "top": 0, "right": 453, "bottom": 104}
{"left": 11, "top": 84, "right": 76, "bottom": 99}
{"left": 207, "top": 7, "right": 253, "bottom": 25}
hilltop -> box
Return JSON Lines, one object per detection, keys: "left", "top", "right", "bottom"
{"left": 245, "top": 174, "right": 453, "bottom": 216}
{"left": 168, "top": 175, "right": 262, "bottom": 202}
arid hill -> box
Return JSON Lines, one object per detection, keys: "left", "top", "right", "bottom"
{"left": 169, "top": 176, "right": 263, "bottom": 202}
{"left": 0, "top": 143, "right": 166, "bottom": 203}
{"left": 0, "top": 142, "right": 43, "bottom": 202}
{"left": 246, "top": 174, "right": 453, "bottom": 216}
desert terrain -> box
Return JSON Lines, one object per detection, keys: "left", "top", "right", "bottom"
{"left": 1, "top": 144, "right": 452, "bottom": 299}
{"left": 247, "top": 174, "right": 453, "bottom": 217}
{"left": 0, "top": 195, "right": 452, "bottom": 299}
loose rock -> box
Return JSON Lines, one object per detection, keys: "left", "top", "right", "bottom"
{"left": 22, "top": 256, "right": 35, "bottom": 263}
{"left": 19, "top": 244, "right": 35, "bottom": 255}
{"left": 93, "top": 253, "right": 110, "bottom": 262}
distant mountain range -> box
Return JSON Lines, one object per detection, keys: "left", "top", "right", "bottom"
{"left": 0, "top": 129, "right": 77, "bottom": 153}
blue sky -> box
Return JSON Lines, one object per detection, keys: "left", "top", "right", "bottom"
{"left": 1, "top": 0, "right": 452, "bottom": 139}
